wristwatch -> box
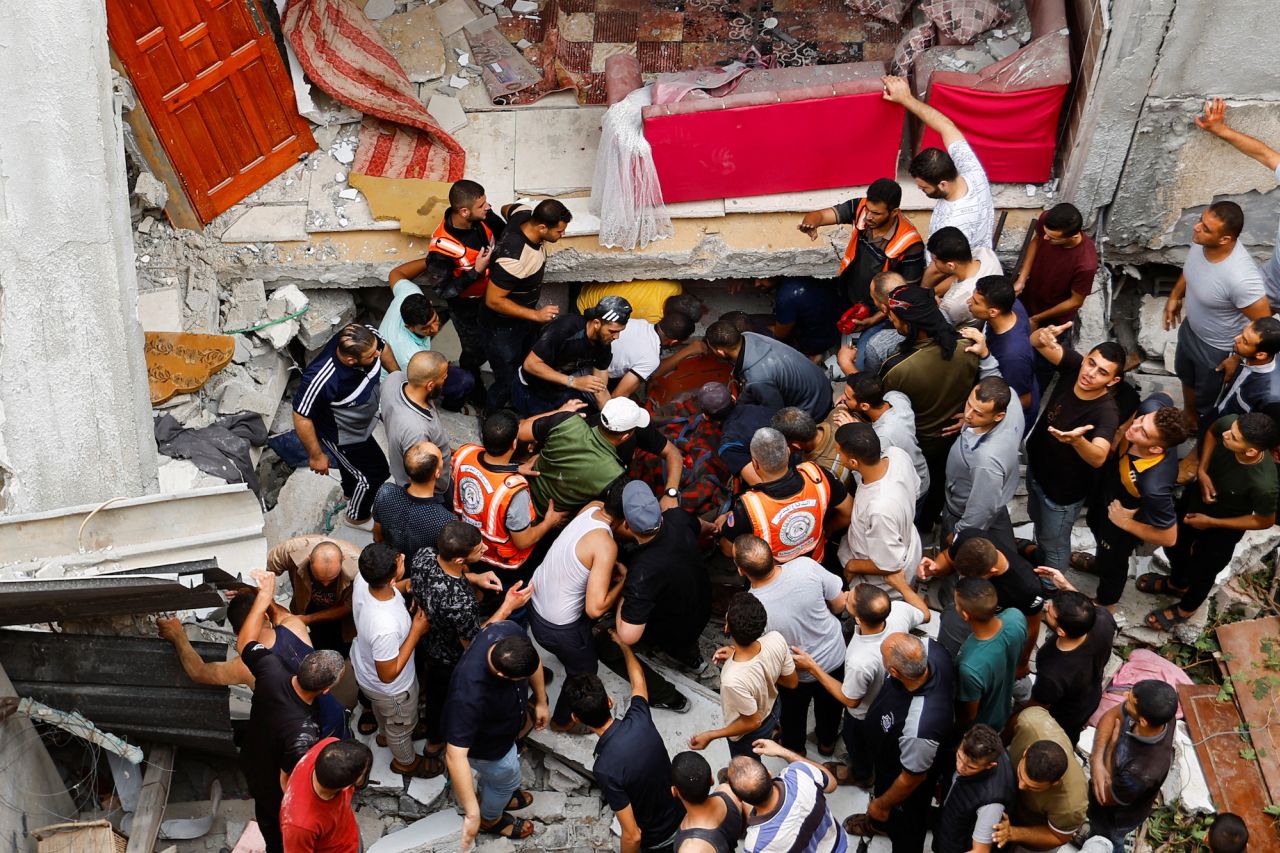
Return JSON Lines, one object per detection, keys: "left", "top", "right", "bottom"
{"left": 664, "top": 487, "right": 679, "bottom": 499}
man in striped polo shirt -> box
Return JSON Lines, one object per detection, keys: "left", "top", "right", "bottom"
{"left": 728, "top": 739, "right": 846, "bottom": 853}
{"left": 293, "top": 323, "right": 395, "bottom": 528}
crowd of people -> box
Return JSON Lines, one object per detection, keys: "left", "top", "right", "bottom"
{"left": 163, "top": 81, "right": 1280, "bottom": 852}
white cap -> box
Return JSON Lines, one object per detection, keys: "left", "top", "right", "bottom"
{"left": 600, "top": 397, "right": 651, "bottom": 432}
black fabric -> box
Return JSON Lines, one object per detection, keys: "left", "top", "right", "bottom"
{"left": 1167, "top": 510, "right": 1245, "bottom": 614}
{"left": 371, "top": 484, "right": 456, "bottom": 560}
{"left": 530, "top": 410, "right": 667, "bottom": 467}
{"left": 1031, "top": 606, "right": 1117, "bottom": 743}
{"left": 241, "top": 642, "right": 321, "bottom": 776}
{"left": 527, "top": 608, "right": 598, "bottom": 726}
{"left": 596, "top": 634, "right": 684, "bottom": 709}
{"left": 938, "top": 526, "right": 1045, "bottom": 658}
{"left": 1092, "top": 706, "right": 1175, "bottom": 828}
{"left": 671, "top": 791, "right": 743, "bottom": 853}
{"left": 933, "top": 752, "right": 1016, "bottom": 853}
{"left": 593, "top": 696, "right": 686, "bottom": 847}
{"left": 443, "top": 621, "right": 531, "bottom": 760}
{"left": 722, "top": 466, "right": 849, "bottom": 544}
{"left": 715, "top": 403, "right": 777, "bottom": 476}
{"left": 154, "top": 412, "right": 268, "bottom": 495}
{"left": 482, "top": 209, "right": 544, "bottom": 322}
{"left": 1026, "top": 350, "right": 1121, "bottom": 504}
{"left": 424, "top": 208, "right": 507, "bottom": 298}
{"left": 778, "top": 667, "right": 845, "bottom": 753}
{"left": 618, "top": 509, "right": 710, "bottom": 649}
{"left": 522, "top": 314, "right": 613, "bottom": 399}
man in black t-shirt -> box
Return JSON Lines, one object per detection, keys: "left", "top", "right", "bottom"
{"left": 479, "top": 199, "right": 572, "bottom": 414}
{"left": 599, "top": 482, "right": 712, "bottom": 713}
{"left": 1028, "top": 328, "right": 1125, "bottom": 570}
{"left": 1086, "top": 393, "right": 1187, "bottom": 607}
{"left": 237, "top": 629, "right": 344, "bottom": 853}
{"left": 513, "top": 296, "right": 632, "bottom": 415}
{"left": 566, "top": 634, "right": 686, "bottom": 851}
{"left": 921, "top": 529, "right": 1044, "bottom": 671}
{"left": 1024, "top": 574, "right": 1117, "bottom": 745}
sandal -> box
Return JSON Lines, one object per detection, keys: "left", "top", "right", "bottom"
{"left": 823, "top": 761, "right": 872, "bottom": 789}
{"left": 1135, "top": 572, "right": 1188, "bottom": 597}
{"left": 842, "top": 814, "right": 883, "bottom": 837}
{"left": 1145, "top": 607, "right": 1191, "bottom": 633}
{"left": 506, "top": 789, "right": 534, "bottom": 811}
{"left": 357, "top": 709, "right": 377, "bottom": 736}
{"left": 377, "top": 719, "right": 430, "bottom": 748}
{"left": 817, "top": 741, "right": 836, "bottom": 758}
{"left": 1069, "top": 551, "right": 1098, "bottom": 574}
{"left": 390, "top": 752, "right": 444, "bottom": 779}
{"left": 480, "top": 813, "right": 534, "bottom": 840}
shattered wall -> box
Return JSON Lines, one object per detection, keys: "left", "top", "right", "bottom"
{"left": 1088, "top": 0, "right": 1280, "bottom": 262}
{"left": 0, "top": 0, "right": 159, "bottom": 514}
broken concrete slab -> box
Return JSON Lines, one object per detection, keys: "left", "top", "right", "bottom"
{"left": 263, "top": 470, "right": 344, "bottom": 545}
{"left": 366, "top": 810, "right": 463, "bottom": 853}
{"left": 298, "top": 290, "right": 357, "bottom": 351}
{"left": 133, "top": 171, "right": 169, "bottom": 211}
{"left": 451, "top": 111, "right": 516, "bottom": 203}
{"left": 240, "top": 162, "right": 313, "bottom": 206}
{"left": 433, "top": 0, "right": 479, "bottom": 36}
{"left": 209, "top": 350, "right": 293, "bottom": 421}
{"left": 184, "top": 269, "right": 222, "bottom": 334}
{"left": 376, "top": 8, "right": 447, "bottom": 83}
{"left": 220, "top": 205, "right": 309, "bottom": 244}
{"left": 1136, "top": 293, "right": 1178, "bottom": 360}
{"left": 513, "top": 108, "right": 606, "bottom": 196}
{"left": 157, "top": 458, "right": 228, "bottom": 493}
{"left": 222, "top": 279, "right": 268, "bottom": 333}
{"left": 346, "top": 173, "right": 453, "bottom": 238}
{"left": 258, "top": 285, "right": 309, "bottom": 349}
{"left": 561, "top": 197, "right": 602, "bottom": 238}
{"left": 307, "top": 152, "right": 400, "bottom": 234}
{"left": 136, "top": 287, "right": 183, "bottom": 332}
{"left": 363, "top": 0, "right": 395, "bottom": 22}
{"left": 425, "top": 93, "right": 467, "bottom": 133}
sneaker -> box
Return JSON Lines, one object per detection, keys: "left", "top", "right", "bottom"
{"left": 341, "top": 514, "right": 374, "bottom": 531}
{"left": 651, "top": 692, "right": 691, "bottom": 713}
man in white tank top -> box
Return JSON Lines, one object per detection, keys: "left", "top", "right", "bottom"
{"left": 528, "top": 480, "right": 627, "bottom": 732}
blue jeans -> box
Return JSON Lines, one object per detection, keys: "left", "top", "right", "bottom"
{"left": 1026, "top": 468, "right": 1085, "bottom": 571}
{"left": 853, "top": 319, "right": 892, "bottom": 373}
{"left": 727, "top": 701, "right": 782, "bottom": 759}
{"left": 470, "top": 744, "right": 522, "bottom": 822}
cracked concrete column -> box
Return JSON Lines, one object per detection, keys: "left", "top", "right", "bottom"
{"left": 0, "top": 0, "right": 158, "bottom": 513}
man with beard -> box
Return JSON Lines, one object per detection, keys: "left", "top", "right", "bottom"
{"left": 512, "top": 296, "right": 632, "bottom": 415}
{"left": 381, "top": 351, "right": 454, "bottom": 499}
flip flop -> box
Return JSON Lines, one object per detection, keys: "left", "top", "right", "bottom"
{"left": 480, "top": 813, "right": 534, "bottom": 840}
{"left": 357, "top": 710, "right": 377, "bottom": 736}
{"left": 1135, "top": 572, "right": 1189, "bottom": 596}
{"left": 1145, "top": 607, "right": 1191, "bottom": 633}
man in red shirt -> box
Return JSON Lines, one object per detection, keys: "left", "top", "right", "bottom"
{"left": 280, "top": 738, "right": 371, "bottom": 852}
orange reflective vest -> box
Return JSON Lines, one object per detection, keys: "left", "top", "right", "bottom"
{"left": 451, "top": 444, "right": 534, "bottom": 570}
{"left": 838, "top": 199, "right": 923, "bottom": 276}
{"left": 739, "top": 462, "right": 832, "bottom": 563}
{"left": 429, "top": 218, "right": 495, "bottom": 300}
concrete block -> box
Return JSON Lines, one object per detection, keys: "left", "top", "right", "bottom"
{"left": 363, "top": 0, "right": 395, "bottom": 21}
{"left": 366, "top": 811, "right": 463, "bottom": 853}
{"left": 1136, "top": 294, "right": 1178, "bottom": 359}
{"left": 157, "top": 458, "right": 226, "bottom": 493}
{"left": 511, "top": 791, "right": 567, "bottom": 823}
{"left": 263, "top": 470, "right": 344, "bottom": 544}
{"left": 258, "top": 285, "right": 309, "bottom": 349}
{"left": 220, "top": 204, "right": 309, "bottom": 243}
{"left": 434, "top": 0, "right": 479, "bottom": 36}
{"left": 223, "top": 278, "right": 268, "bottom": 332}
{"left": 214, "top": 350, "right": 293, "bottom": 420}
{"left": 513, "top": 108, "right": 606, "bottom": 195}
{"left": 136, "top": 287, "right": 183, "bottom": 332}
{"left": 376, "top": 8, "right": 447, "bottom": 83}
{"left": 184, "top": 269, "right": 221, "bottom": 333}
{"left": 426, "top": 93, "right": 468, "bottom": 133}
{"left": 406, "top": 775, "right": 448, "bottom": 809}
{"left": 133, "top": 171, "right": 169, "bottom": 210}
{"left": 298, "top": 290, "right": 357, "bottom": 350}
{"left": 306, "top": 150, "right": 399, "bottom": 233}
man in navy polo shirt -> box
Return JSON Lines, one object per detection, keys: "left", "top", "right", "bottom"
{"left": 846, "top": 632, "right": 955, "bottom": 851}
{"left": 564, "top": 631, "right": 685, "bottom": 852}
{"left": 293, "top": 323, "right": 396, "bottom": 528}
{"left": 444, "top": 623, "right": 550, "bottom": 848}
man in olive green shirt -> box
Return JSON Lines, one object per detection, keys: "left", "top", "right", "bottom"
{"left": 995, "top": 707, "right": 1089, "bottom": 850}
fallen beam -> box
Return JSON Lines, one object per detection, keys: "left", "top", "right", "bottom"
{"left": 125, "top": 745, "right": 175, "bottom": 853}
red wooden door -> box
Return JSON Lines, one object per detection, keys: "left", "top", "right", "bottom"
{"left": 107, "top": 0, "right": 316, "bottom": 223}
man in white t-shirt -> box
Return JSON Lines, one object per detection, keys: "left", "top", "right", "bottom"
{"left": 833, "top": 422, "right": 923, "bottom": 597}
{"left": 926, "top": 227, "right": 1004, "bottom": 327}
{"left": 1194, "top": 97, "right": 1280, "bottom": 308}
{"left": 793, "top": 575, "right": 931, "bottom": 786}
{"left": 351, "top": 542, "right": 432, "bottom": 776}
{"left": 881, "top": 76, "right": 993, "bottom": 284}
{"left": 607, "top": 312, "right": 696, "bottom": 400}
{"left": 1163, "top": 199, "right": 1270, "bottom": 430}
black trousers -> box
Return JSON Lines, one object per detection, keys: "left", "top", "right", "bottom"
{"left": 596, "top": 632, "right": 685, "bottom": 708}
{"left": 417, "top": 657, "right": 456, "bottom": 745}
{"left": 1088, "top": 511, "right": 1140, "bottom": 607}
{"left": 322, "top": 435, "right": 390, "bottom": 522}
{"left": 243, "top": 758, "right": 284, "bottom": 853}
{"left": 1167, "top": 515, "right": 1243, "bottom": 613}
{"left": 528, "top": 607, "right": 597, "bottom": 725}
{"left": 842, "top": 711, "right": 875, "bottom": 783}
{"left": 918, "top": 435, "right": 957, "bottom": 534}
{"left": 447, "top": 296, "right": 488, "bottom": 402}
{"left": 480, "top": 319, "right": 536, "bottom": 414}
{"left": 870, "top": 767, "right": 936, "bottom": 852}
{"left": 778, "top": 666, "right": 844, "bottom": 753}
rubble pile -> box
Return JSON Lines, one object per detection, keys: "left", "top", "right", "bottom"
{"left": 914, "top": 0, "right": 1035, "bottom": 78}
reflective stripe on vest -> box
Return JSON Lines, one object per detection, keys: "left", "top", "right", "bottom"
{"left": 739, "top": 462, "right": 832, "bottom": 563}
{"left": 429, "top": 219, "right": 495, "bottom": 299}
{"left": 838, "top": 199, "right": 923, "bottom": 274}
{"left": 451, "top": 443, "right": 534, "bottom": 569}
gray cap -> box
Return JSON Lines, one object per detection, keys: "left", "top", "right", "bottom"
{"left": 622, "top": 480, "right": 662, "bottom": 534}
{"left": 589, "top": 295, "right": 633, "bottom": 324}
{"left": 696, "top": 381, "right": 733, "bottom": 416}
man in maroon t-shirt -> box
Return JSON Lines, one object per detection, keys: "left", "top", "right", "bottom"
{"left": 1014, "top": 203, "right": 1100, "bottom": 392}
{"left": 280, "top": 738, "right": 371, "bottom": 853}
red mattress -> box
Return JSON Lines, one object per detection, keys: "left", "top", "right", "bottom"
{"left": 918, "top": 82, "right": 1068, "bottom": 184}
{"left": 644, "top": 92, "right": 904, "bottom": 204}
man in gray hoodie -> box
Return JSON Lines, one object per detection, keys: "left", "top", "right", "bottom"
{"left": 943, "top": 376, "right": 1024, "bottom": 546}
{"left": 706, "top": 320, "right": 834, "bottom": 420}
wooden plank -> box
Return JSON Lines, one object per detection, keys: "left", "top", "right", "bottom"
{"left": 126, "top": 745, "right": 176, "bottom": 853}
{"left": 1216, "top": 616, "right": 1280, "bottom": 801}
{"left": 1178, "top": 684, "right": 1277, "bottom": 848}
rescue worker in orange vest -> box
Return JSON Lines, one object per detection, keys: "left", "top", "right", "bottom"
{"left": 388, "top": 180, "right": 509, "bottom": 406}
{"left": 450, "top": 410, "right": 566, "bottom": 617}
{"left": 798, "top": 178, "right": 925, "bottom": 370}
{"left": 718, "top": 427, "right": 853, "bottom": 571}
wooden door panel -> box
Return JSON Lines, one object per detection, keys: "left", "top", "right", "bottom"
{"left": 107, "top": 0, "right": 316, "bottom": 224}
